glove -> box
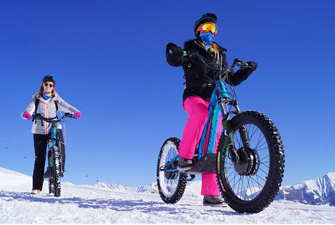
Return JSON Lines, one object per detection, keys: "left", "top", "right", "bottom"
{"left": 166, "top": 43, "right": 183, "bottom": 56}
{"left": 246, "top": 61, "right": 258, "bottom": 71}
{"left": 74, "top": 112, "right": 81, "bottom": 118}
{"left": 23, "top": 112, "right": 31, "bottom": 120}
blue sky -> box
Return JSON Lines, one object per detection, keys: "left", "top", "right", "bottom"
{"left": 0, "top": 0, "right": 334, "bottom": 188}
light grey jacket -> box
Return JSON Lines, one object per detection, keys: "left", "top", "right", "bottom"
{"left": 22, "top": 92, "right": 80, "bottom": 135}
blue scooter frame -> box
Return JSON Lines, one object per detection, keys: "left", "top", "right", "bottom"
{"left": 164, "top": 78, "right": 231, "bottom": 174}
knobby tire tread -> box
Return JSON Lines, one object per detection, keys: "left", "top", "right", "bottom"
{"left": 52, "top": 146, "right": 61, "bottom": 197}
{"left": 216, "top": 110, "right": 285, "bottom": 213}
{"left": 156, "top": 137, "right": 187, "bottom": 204}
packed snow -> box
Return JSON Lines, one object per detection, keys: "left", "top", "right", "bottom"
{"left": 1, "top": 167, "right": 334, "bottom": 224}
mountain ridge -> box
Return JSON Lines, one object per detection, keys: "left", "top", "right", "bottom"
{"left": 95, "top": 172, "right": 335, "bottom": 206}
{"left": 276, "top": 172, "right": 335, "bottom": 206}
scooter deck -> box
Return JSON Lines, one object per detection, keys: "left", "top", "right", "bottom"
{"left": 185, "top": 153, "right": 217, "bottom": 175}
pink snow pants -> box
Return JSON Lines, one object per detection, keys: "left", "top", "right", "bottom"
{"left": 178, "top": 96, "right": 222, "bottom": 196}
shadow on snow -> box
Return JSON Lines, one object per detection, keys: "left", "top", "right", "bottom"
{"left": 0, "top": 190, "right": 239, "bottom": 215}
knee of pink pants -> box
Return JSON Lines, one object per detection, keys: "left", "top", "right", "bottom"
{"left": 178, "top": 96, "right": 209, "bottom": 159}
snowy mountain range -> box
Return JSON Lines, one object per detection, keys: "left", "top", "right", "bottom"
{"left": 95, "top": 172, "right": 335, "bottom": 206}
{"left": 276, "top": 172, "right": 335, "bottom": 206}
{"left": 94, "top": 181, "right": 159, "bottom": 193}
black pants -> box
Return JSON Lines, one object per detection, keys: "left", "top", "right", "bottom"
{"left": 32, "top": 130, "right": 65, "bottom": 191}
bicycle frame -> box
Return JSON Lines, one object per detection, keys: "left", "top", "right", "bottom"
{"left": 165, "top": 78, "right": 233, "bottom": 173}
{"left": 198, "top": 78, "right": 228, "bottom": 158}
{"left": 32, "top": 113, "right": 75, "bottom": 197}
{"left": 165, "top": 66, "right": 251, "bottom": 173}
{"left": 33, "top": 113, "right": 72, "bottom": 173}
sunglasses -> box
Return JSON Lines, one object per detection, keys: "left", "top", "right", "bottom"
{"left": 197, "top": 22, "right": 218, "bottom": 35}
{"left": 44, "top": 83, "right": 54, "bottom": 88}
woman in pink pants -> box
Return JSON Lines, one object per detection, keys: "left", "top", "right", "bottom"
{"left": 166, "top": 13, "right": 258, "bottom": 206}
{"left": 178, "top": 96, "right": 223, "bottom": 197}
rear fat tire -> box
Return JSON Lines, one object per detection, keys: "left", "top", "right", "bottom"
{"left": 157, "top": 137, "right": 187, "bottom": 204}
{"left": 216, "top": 110, "right": 285, "bottom": 213}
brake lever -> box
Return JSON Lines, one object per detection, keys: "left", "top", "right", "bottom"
{"left": 233, "top": 58, "right": 248, "bottom": 69}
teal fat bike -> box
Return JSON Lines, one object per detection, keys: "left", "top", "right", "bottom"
{"left": 33, "top": 113, "right": 76, "bottom": 197}
{"left": 156, "top": 51, "right": 285, "bottom": 213}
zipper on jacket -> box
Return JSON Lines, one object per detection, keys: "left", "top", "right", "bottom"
{"left": 45, "top": 102, "right": 48, "bottom": 134}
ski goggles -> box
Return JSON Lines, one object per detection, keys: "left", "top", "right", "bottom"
{"left": 197, "top": 22, "right": 218, "bottom": 35}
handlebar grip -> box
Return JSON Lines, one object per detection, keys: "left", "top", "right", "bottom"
{"left": 65, "top": 113, "right": 75, "bottom": 118}
{"left": 182, "top": 50, "right": 199, "bottom": 58}
{"left": 240, "top": 62, "right": 248, "bottom": 69}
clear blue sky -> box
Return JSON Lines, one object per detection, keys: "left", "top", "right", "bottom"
{"left": 1, "top": 0, "right": 334, "bottom": 188}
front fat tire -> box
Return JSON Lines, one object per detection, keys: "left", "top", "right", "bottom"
{"left": 49, "top": 178, "right": 54, "bottom": 194}
{"left": 156, "top": 137, "right": 187, "bottom": 204}
{"left": 217, "top": 111, "right": 285, "bottom": 213}
{"left": 52, "top": 146, "right": 61, "bottom": 197}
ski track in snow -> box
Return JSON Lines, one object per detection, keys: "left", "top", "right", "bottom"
{"left": 1, "top": 168, "right": 335, "bottom": 224}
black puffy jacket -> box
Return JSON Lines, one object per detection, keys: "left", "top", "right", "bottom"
{"left": 166, "top": 38, "right": 257, "bottom": 102}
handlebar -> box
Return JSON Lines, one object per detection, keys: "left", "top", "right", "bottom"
{"left": 182, "top": 50, "right": 248, "bottom": 79}
{"left": 32, "top": 113, "right": 76, "bottom": 124}
{"left": 232, "top": 58, "right": 249, "bottom": 69}
{"left": 182, "top": 50, "right": 242, "bottom": 116}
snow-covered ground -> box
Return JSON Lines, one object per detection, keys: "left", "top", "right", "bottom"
{"left": 1, "top": 167, "right": 334, "bottom": 224}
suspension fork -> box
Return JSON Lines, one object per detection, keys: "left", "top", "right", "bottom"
{"left": 48, "top": 126, "right": 59, "bottom": 168}
{"left": 218, "top": 97, "right": 249, "bottom": 164}
{"left": 47, "top": 127, "right": 55, "bottom": 167}
{"left": 221, "top": 118, "right": 238, "bottom": 162}
{"left": 214, "top": 78, "right": 241, "bottom": 163}
{"left": 220, "top": 115, "right": 250, "bottom": 164}
{"left": 239, "top": 125, "right": 251, "bottom": 149}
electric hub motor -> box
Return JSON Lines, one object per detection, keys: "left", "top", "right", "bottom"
{"left": 234, "top": 147, "right": 257, "bottom": 176}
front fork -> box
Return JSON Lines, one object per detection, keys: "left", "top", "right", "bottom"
{"left": 221, "top": 119, "right": 250, "bottom": 164}
{"left": 239, "top": 125, "right": 251, "bottom": 148}
{"left": 47, "top": 127, "right": 63, "bottom": 173}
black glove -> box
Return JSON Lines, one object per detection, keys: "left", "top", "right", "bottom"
{"left": 166, "top": 43, "right": 183, "bottom": 56}
{"left": 246, "top": 61, "right": 258, "bottom": 71}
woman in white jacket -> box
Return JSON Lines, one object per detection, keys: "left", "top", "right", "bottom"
{"left": 22, "top": 76, "right": 81, "bottom": 195}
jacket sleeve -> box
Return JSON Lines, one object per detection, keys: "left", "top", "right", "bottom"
{"left": 57, "top": 96, "right": 80, "bottom": 114}
{"left": 166, "top": 43, "right": 186, "bottom": 67}
{"left": 227, "top": 68, "right": 255, "bottom": 86}
{"left": 21, "top": 94, "right": 37, "bottom": 118}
